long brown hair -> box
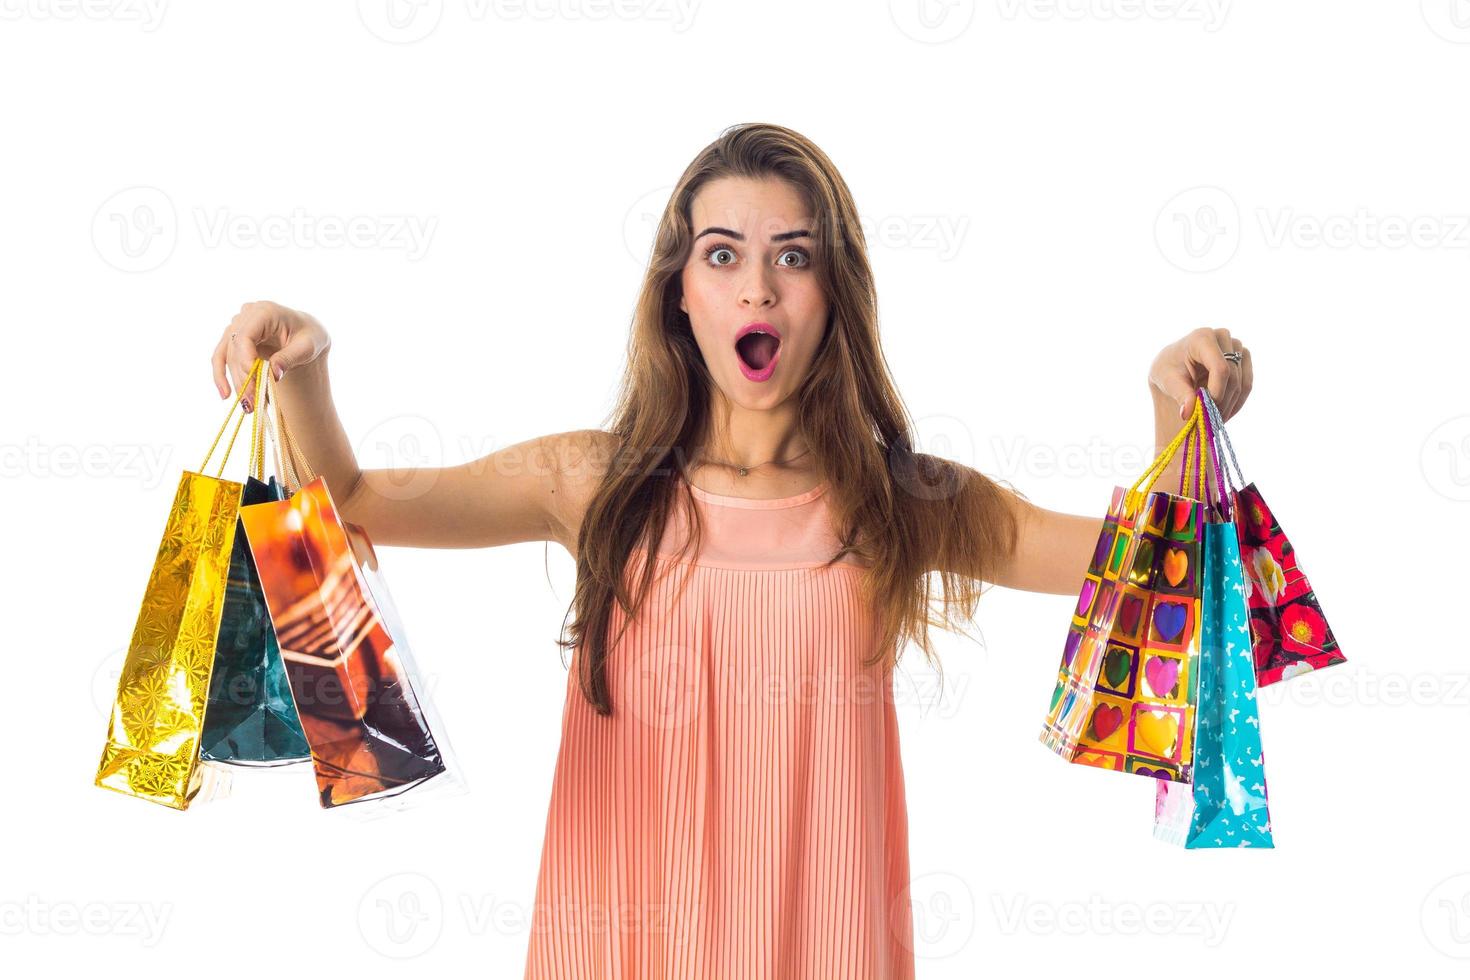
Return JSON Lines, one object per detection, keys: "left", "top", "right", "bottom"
{"left": 558, "top": 122, "right": 1023, "bottom": 716}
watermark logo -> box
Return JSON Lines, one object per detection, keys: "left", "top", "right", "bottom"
{"left": 1421, "top": 416, "right": 1470, "bottom": 502}
{"left": 627, "top": 641, "right": 701, "bottom": 732}
{"left": 625, "top": 647, "right": 915, "bottom": 732}
{"left": 479, "top": 0, "right": 700, "bottom": 30}
{"left": 93, "top": 186, "right": 437, "bottom": 272}
{"left": 623, "top": 185, "right": 673, "bottom": 265}
{"left": 359, "top": 0, "right": 699, "bottom": 41}
{"left": 0, "top": 896, "right": 171, "bottom": 946}
{"left": 1155, "top": 186, "right": 1240, "bottom": 273}
{"left": 358, "top": 872, "right": 445, "bottom": 958}
{"left": 1158, "top": 187, "right": 1470, "bottom": 272}
{"left": 356, "top": 414, "right": 446, "bottom": 501}
{"left": 1421, "top": 0, "right": 1470, "bottom": 43}
{"left": 992, "top": 892, "right": 1235, "bottom": 945}
{"left": 1, "top": 437, "right": 173, "bottom": 488}
{"left": 0, "top": 0, "right": 168, "bottom": 30}
{"left": 193, "top": 207, "right": 436, "bottom": 259}
{"left": 1422, "top": 872, "right": 1470, "bottom": 958}
{"left": 92, "top": 646, "right": 129, "bottom": 721}
{"left": 1257, "top": 668, "right": 1470, "bottom": 711}
{"left": 890, "top": 0, "right": 976, "bottom": 43}
{"left": 93, "top": 642, "right": 449, "bottom": 720}
{"left": 892, "top": 664, "right": 973, "bottom": 719}
{"left": 357, "top": 871, "right": 700, "bottom": 950}
{"left": 860, "top": 212, "right": 970, "bottom": 260}
{"left": 989, "top": 434, "right": 1153, "bottom": 483}
{"left": 995, "top": 0, "right": 1230, "bottom": 31}
{"left": 624, "top": 188, "right": 966, "bottom": 268}
{"left": 93, "top": 186, "right": 177, "bottom": 273}
{"left": 891, "top": 413, "right": 977, "bottom": 501}
{"left": 896, "top": 871, "right": 977, "bottom": 958}
{"left": 1257, "top": 208, "right": 1470, "bottom": 251}
{"left": 358, "top": 0, "right": 445, "bottom": 42}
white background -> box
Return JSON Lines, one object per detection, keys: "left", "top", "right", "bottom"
{"left": 4, "top": 1, "right": 1469, "bottom": 976}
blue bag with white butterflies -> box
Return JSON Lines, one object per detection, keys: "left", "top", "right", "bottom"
{"left": 1152, "top": 393, "right": 1274, "bottom": 848}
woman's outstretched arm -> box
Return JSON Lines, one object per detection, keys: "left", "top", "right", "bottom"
{"left": 211, "top": 300, "right": 606, "bottom": 553}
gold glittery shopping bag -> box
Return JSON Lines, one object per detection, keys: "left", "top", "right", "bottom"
{"left": 94, "top": 359, "right": 272, "bottom": 810}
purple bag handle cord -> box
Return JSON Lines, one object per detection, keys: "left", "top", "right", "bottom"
{"left": 1199, "top": 389, "right": 1247, "bottom": 492}
{"left": 1199, "top": 390, "right": 1230, "bottom": 520}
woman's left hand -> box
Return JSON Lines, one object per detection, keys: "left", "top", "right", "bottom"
{"left": 1148, "top": 327, "right": 1253, "bottom": 422}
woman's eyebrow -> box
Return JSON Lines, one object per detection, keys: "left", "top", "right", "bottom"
{"left": 693, "top": 226, "right": 812, "bottom": 242}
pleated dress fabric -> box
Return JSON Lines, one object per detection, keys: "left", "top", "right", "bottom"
{"left": 524, "top": 476, "right": 915, "bottom": 980}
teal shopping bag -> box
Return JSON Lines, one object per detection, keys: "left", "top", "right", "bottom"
{"left": 1152, "top": 397, "right": 1274, "bottom": 848}
{"left": 197, "top": 476, "right": 311, "bottom": 764}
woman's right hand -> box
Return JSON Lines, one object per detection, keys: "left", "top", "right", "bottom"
{"left": 211, "top": 300, "right": 331, "bottom": 410}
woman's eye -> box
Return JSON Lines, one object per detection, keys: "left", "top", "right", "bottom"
{"left": 703, "top": 244, "right": 810, "bottom": 269}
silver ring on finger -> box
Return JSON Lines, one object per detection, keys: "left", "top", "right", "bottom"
{"left": 1223, "top": 350, "right": 1242, "bottom": 364}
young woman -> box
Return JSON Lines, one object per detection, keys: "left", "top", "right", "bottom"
{"left": 210, "top": 123, "right": 1253, "bottom": 979}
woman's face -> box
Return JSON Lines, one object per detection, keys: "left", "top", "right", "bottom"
{"left": 679, "top": 176, "right": 828, "bottom": 411}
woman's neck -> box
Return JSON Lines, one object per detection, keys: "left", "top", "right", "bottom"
{"left": 683, "top": 402, "right": 819, "bottom": 496}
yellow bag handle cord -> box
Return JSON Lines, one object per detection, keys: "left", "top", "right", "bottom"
{"left": 251, "top": 363, "right": 294, "bottom": 493}
{"left": 280, "top": 406, "right": 316, "bottom": 487}
{"left": 258, "top": 369, "right": 316, "bottom": 495}
{"left": 267, "top": 404, "right": 297, "bottom": 494}
{"left": 1181, "top": 405, "right": 1205, "bottom": 501}
{"left": 246, "top": 375, "right": 262, "bottom": 482}
{"left": 267, "top": 378, "right": 375, "bottom": 567}
{"left": 200, "top": 357, "right": 265, "bottom": 478}
{"left": 1127, "top": 397, "right": 1205, "bottom": 501}
{"left": 249, "top": 361, "right": 275, "bottom": 483}
{"left": 1179, "top": 398, "right": 1208, "bottom": 502}
{"left": 252, "top": 365, "right": 292, "bottom": 493}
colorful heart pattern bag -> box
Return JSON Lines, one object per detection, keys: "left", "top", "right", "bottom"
{"left": 1040, "top": 399, "right": 1210, "bottom": 784}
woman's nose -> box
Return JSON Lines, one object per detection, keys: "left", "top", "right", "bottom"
{"left": 738, "top": 269, "right": 776, "bottom": 308}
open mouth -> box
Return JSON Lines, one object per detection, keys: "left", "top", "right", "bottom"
{"left": 735, "top": 325, "right": 782, "bottom": 381}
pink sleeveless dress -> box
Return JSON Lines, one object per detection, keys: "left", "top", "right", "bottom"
{"left": 523, "top": 477, "right": 916, "bottom": 979}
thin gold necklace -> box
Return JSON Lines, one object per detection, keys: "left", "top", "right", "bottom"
{"left": 693, "top": 446, "right": 813, "bottom": 477}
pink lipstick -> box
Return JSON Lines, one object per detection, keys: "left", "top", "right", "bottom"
{"left": 735, "top": 322, "right": 782, "bottom": 382}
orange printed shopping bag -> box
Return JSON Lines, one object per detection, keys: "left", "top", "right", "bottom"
{"left": 237, "top": 396, "right": 448, "bottom": 808}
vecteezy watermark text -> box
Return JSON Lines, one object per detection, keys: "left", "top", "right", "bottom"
{"left": 0, "top": 896, "right": 171, "bottom": 946}
{"left": 0, "top": 0, "right": 168, "bottom": 30}
{"left": 1, "top": 438, "right": 173, "bottom": 489}
{"left": 995, "top": 0, "right": 1229, "bottom": 31}
{"left": 93, "top": 187, "right": 437, "bottom": 272}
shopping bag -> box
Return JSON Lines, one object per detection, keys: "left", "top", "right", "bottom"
{"left": 1198, "top": 392, "right": 1345, "bottom": 686}
{"left": 1039, "top": 396, "right": 1210, "bottom": 783}
{"left": 95, "top": 359, "right": 270, "bottom": 809}
{"left": 198, "top": 471, "right": 312, "bottom": 766}
{"left": 238, "top": 399, "right": 448, "bottom": 808}
{"left": 1153, "top": 399, "right": 1274, "bottom": 847}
